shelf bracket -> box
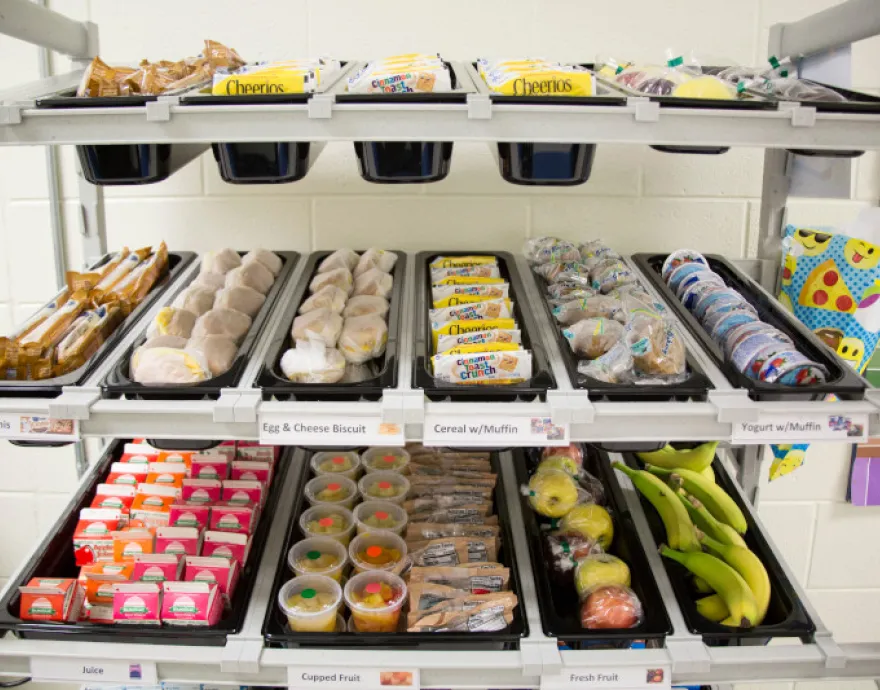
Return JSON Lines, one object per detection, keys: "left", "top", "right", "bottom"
{"left": 708, "top": 389, "right": 761, "bottom": 423}
{"left": 213, "top": 391, "right": 241, "bottom": 424}
{"left": 665, "top": 637, "right": 712, "bottom": 675}
{"left": 0, "top": 104, "right": 23, "bottom": 125}
{"left": 790, "top": 104, "right": 818, "bottom": 128}
{"left": 49, "top": 386, "right": 101, "bottom": 420}
{"left": 380, "top": 389, "right": 425, "bottom": 426}
{"left": 221, "top": 636, "right": 264, "bottom": 675}
{"left": 467, "top": 93, "right": 492, "bottom": 120}
{"left": 519, "top": 637, "right": 562, "bottom": 677}
{"left": 816, "top": 632, "right": 848, "bottom": 669}
{"left": 308, "top": 93, "right": 334, "bottom": 119}
{"left": 628, "top": 97, "right": 660, "bottom": 123}
{"left": 145, "top": 98, "right": 174, "bottom": 122}
{"left": 547, "top": 389, "right": 595, "bottom": 425}
{"left": 233, "top": 389, "right": 263, "bottom": 424}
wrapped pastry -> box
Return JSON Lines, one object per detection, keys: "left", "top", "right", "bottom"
{"left": 352, "top": 268, "right": 393, "bottom": 298}
{"left": 140, "top": 335, "right": 188, "bottom": 350}
{"left": 534, "top": 262, "right": 588, "bottom": 283}
{"left": 318, "top": 248, "right": 359, "bottom": 273}
{"left": 147, "top": 307, "right": 196, "bottom": 340}
{"left": 185, "top": 335, "right": 237, "bottom": 377}
{"left": 430, "top": 299, "right": 512, "bottom": 324}
{"left": 338, "top": 314, "right": 388, "bottom": 364}
{"left": 242, "top": 249, "right": 282, "bottom": 276}
{"left": 17, "top": 294, "right": 88, "bottom": 358}
{"left": 341, "top": 361, "right": 378, "bottom": 383}
{"left": 342, "top": 295, "right": 389, "bottom": 319}
{"left": 280, "top": 341, "right": 345, "bottom": 383}
{"left": 578, "top": 341, "right": 632, "bottom": 383}
{"left": 562, "top": 318, "right": 625, "bottom": 359}
{"left": 291, "top": 308, "right": 343, "bottom": 348}
{"left": 172, "top": 286, "right": 216, "bottom": 317}
{"left": 225, "top": 261, "right": 274, "bottom": 295}
{"left": 354, "top": 249, "right": 397, "bottom": 277}
{"left": 193, "top": 272, "right": 226, "bottom": 292}
{"left": 192, "top": 308, "right": 252, "bottom": 343}
{"left": 524, "top": 237, "right": 582, "bottom": 265}
{"left": 432, "top": 349, "right": 531, "bottom": 384}
{"left": 629, "top": 318, "right": 687, "bottom": 379}
{"left": 104, "top": 243, "right": 168, "bottom": 311}
{"left": 92, "top": 247, "right": 151, "bottom": 297}
{"left": 552, "top": 296, "right": 624, "bottom": 326}
{"left": 56, "top": 305, "right": 123, "bottom": 372}
{"left": 310, "top": 267, "right": 353, "bottom": 295}
{"left": 132, "top": 347, "right": 210, "bottom": 385}
{"left": 299, "top": 285, "right": 347, "bottom": 315}
{"left": 214, "top": 285, "right": 265, "bottom": 318}
{"left": 200, "top": 248, "right": 241, "bottom": 275}
{"left": 431, "top": 265, "right": 501, "bottom": 283}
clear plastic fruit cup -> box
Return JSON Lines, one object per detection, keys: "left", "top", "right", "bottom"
{"left": 361, "top": 447, "right": 411, "bottom": 475}
{"left": 349, "top": 532, "right": 408, "bottom": 575}
{"left": 299, "top": 505, "right": 356, "bottom": 546}
{"left": 311, "top": 451, "right": 362, "bottom": 480}
{"left": 288, "top": 536, "right": 349, "bottom": 582}
{"left": 344, "top": 570, "right": 407, "bottom": 633}
{"left": 277, "top": 575, "right": 342, "bottom": 633}
{"left": 357, "top": 471, "right": 410, "bottom": 505}
{"left": 353, "top": 500, "right": 408, "bottom": 536}
{"left": 335, "top": 613, "right": 346, "bottom": 632}
{"left": 304, "top": 475, "right": 359, "bottom": 509}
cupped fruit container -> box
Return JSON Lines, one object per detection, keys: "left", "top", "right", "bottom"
{"left": 277, "top": 575, "right": 342, "bottom": 633}
{"left": 288, "top": 537, "right": 349, "bottom": 582}
{"left": 353, "top": 501, "right": 408, "bottom": 536}
{"left": 357, "top": 471, "right": 410, "bottom": 505}
{"left": 304, "top": 475, "right": 359, "bottom": 509}
{"left": 344, "top": 570, "right": 407, "bottom": 633}
{"left": 348, "top": 532, "right": 408, "bottom": 575}
{"left": 311, "top": 451, "right": 362, "bottom": 480}
{"left": 361, "top": 447, "right": 411, "bottom": 474}
{"left": 299, "top": 505, "right": 356, "bottom": 546}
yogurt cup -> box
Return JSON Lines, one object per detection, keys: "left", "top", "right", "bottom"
{"left": 361, "top": 447, "right": 411, "bottom": 474}
{"left": 677, "top": 269, "right": 724, "bottom": 299}
{"left": 694, "top": 290, "right": 749, "bottom": 321}
{"left": 682, "top": 281, "right": 726, "bottom": 312}
{"left": 277, "top": 575, "right": 342, "bottom": 633}
{"left": 299, "top": 505, "right": 356, "bottom": 546}
{"left": 344, "top": 570, "right": 407, "bottom": 633}
{"left": 667, "top": 263, "right": 709, "bottom": 295}
{"left": 358, "top": 471, "right": 410, "bottom": 505}
{"left": 722, "top": 322, "right": 791, "bottom": 358}
{"left": 311, "top": 451, "right": 362, "bottom": 480}
{"left": 349, "top": 532, "right": 408, "bottom": 575}
{"left": 662, "top": 249, "right": 707, "bottom": 281}
{"left": 288, "top": 537, "right": 349, "bottom": 582}
{"left": 758, "top": 351, "right": 828, "bottom": 385}
{"left": 304, "top": 475, "right": 359, "bottom": 509}
{"left": 709, "top": 311, "right": 760, "bottom": 345}
{"left": 731, "top": 334, "right": 791, "bottom": 378}
{"left": 353, "top": 500, "right": 408, "bottom": 536}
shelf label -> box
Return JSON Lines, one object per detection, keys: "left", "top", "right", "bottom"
{"left": 423, "top": 415, "right": 569, "bottom": 447}
{"left": 31, "top": 657, "right": 157, "bottom": 685}
{"left": 288, "top": 667, "right": 419, "bottom": 690}
{"left": 259, "top": 413, "right": 404, "bottom": 446}
{"left": 541, "top": 665, "right": 670, "bottom": 690}
{"left": 732, "top": 412, "right": 868, "bottom": 444}
{"left": 0, "top": 413, "right": 78, "bottom": 442}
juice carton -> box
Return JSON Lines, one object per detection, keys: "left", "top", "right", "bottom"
{"left": 168, "top": 502, "right": 211, "bottom": 529}
{"left": 19, "top": 578, "right": 84, "bottom": 622}
{"left": 157, "top": 449, "right": 195, "bottom": 470}
{"left": 112, "top": 528, "right": 155, "bottom": 561}
{"left": 155, "top": 526, "right": 202, "bottom": 557}
{"left": 80, "top": 563, "right": 133, "bottom": 605}
{"left": 80, "top": 600, "right": 114, "bottom": 623}
{"left": 191, "top": 454, "right": 229, "bottom": 480}
{"left": 230, "top": 461, "right": 273, "bottom": 485}
{"left": 183, "top": 556, "right": 240, "bottom": 598}
{"left": 120, "top": 443, "right": 159, "bottom": 464}
{"left": 221, "top": 480, "right": 263, "bottom": 506}
{"left": 237, "top": 445, "right": 277, "bottom": 463}
{"left": 90, "top": 484, "right": 136, "bottom": 514}
{"left": 73, "top": 508, "right": 124, "bottom": 563}
{"left": 181, "top": 478, "right": 221, "bottom": 504}
{"left": 146, "top": 462, "right": 187, "bottom": 488}
{"left": 131, "top": 553, "right": 182, "bottom": 582}
{"left": 202, "top": 531, "right": 250, "bottom": 566}
{"left": 105, "top": 462, "right": 148, "bottom": 486}
{"left": 112, "top": 582, "right": 161, "bottom": 624}
{"left": 161, "top": 581, "right": 223, "bottom": 626}
{"left": 131, "top": 483, "right": 180, "bottom": 527}
{"left": 210, "top": 502, "right": 258, "bottom": 535}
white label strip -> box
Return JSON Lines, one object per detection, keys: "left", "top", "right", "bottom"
{"left": 423, "top": 415, "right": 569, "bottom": 447}
{"left": 541, "top": 665, "right": 670, "bottom": 690}
{"left": 732, "top": 412, "right": 868, "bottom": 444}
{"left": 289, "top": 666, "right": 419, "bottom": 690}
{"left": 0, "top": 413, "right": 78, "bottom": 441}
{"left": 31, "top": 657, "right": 158, "bottom": 685}
{"left": 260, "top": 413, "right": 404, "bottom": 446}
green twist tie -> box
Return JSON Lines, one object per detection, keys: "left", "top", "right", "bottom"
{"left": 615, "top": 65, "right": 624, "bottom": 74}
{"left": 769, "top": 56, "right": 781, "bottom": 69}
{"left": 667, "top": 56, "right": 684, "bottom": 67}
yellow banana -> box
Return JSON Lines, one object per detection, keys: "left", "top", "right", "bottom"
{"left": 699, "top": 533, "right": 770, "bottom": 626}
{"left": 636, "top": 442, "right": 719, "bottom": 472}
{"left": 716, "top": 522, "right": 748, "bottom": 549}
{"left": 679, "top": 493, "right": 747, "bottom": 548}
{"left": 650, "top": 466, "right": 748, "bottom": 534}
{"left": 660, "top": 546, "right": 758, "bottom": 628}
{"left": 699, "top": 466, "right": 715, "bottom": 483}
{"left": 613, "top": 463, "right": 700, "bottom": 551}
{"left": 693, "top": 576, "right": 714, "bottom": 594}
{"left": 696, "top": 594, "right": 728, "bottom": 622}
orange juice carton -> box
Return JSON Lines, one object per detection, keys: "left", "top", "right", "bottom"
{"left": 161, "top": 581, "right": 223, "bottom": 626}
{"left": 221, "top": 480, "right": 263, "bottom": 506}
{"left": 80, "top": 563, "right": 133, "bottom": 605}
{"left": 169, "top": 502, "right": 211, "bottom": 529}
{"left": 202, "top": 531, "right": 250, "bottom": 566}
{"left": 210, "top": 502, "right": 259, "bottom": 535}
{"left": 105, "top": 462, "right": 148, "bottom": 486}
{"left": 146, "top": 462, "right": 187, "bottom": 487}
{"left": 230, "top": 460, "right": 273, "bottom": 485}
{"left": 184, "top": 555, "right": 239, "bottom": 598}
{"left": 121, "top": 443, "right": 159, "bottom": 464}
{"left": 80, "top": 600, "right": 114, "bottom": 623}
{"left": 74, "top": 508, "right": 124, "bottom": 562}
{"left": 90, "top": 484, "right": 136, "bottom": 513}
{"left": 112, "top": 582, "right": 161, "bottom": 624}
{"left": 157, "top": 449, "right": 195, "bottom": 470}
{"left": 191, "top": 454, "right": 229, "bottom": 480}
{"left": 112, "top": 528, "right": 155, "bottom": 561}
{"left": 131, "top": 553, "right": 182, "bottom": 582}
{"left": 131, "top": 483, "right": 180, "bottom": 527}
{"left": 19, "top": 578, "right": 84, "bottom": 622}
{"left": 155, "top": 526, "right": 202, "bottom": 557}
{"left": 237, "top": 444, "right": 277, "bottom": 463}
{"left": 181, "top": 478, "right": 221, "bottom": 504}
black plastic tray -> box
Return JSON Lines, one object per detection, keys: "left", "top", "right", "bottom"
{"left": 0, "top": 251, "right": 195, "bottom": 398}
{"left": 514, "top": 447, "right": 671, "bottom": 649}
{"left": 0, "top": 439, "right": 291, "bottom": 646}
{"left": 414, "top": 250, "right": 555, "bottom": 402}
{"left": 263, "top": 450, "right": 528, "bottom": 648}
{"left": 632, "top": 252, "right": 867, "bottom": 401}
{"left": 259, "top": 250, "right": 406, "bottom": 401}
{"left": 528, "top": 270, "right": 712, "bottom": 402}
{"left": 103, "top": 250, "right": 299, "bottom": 401}
{"left": 621, "top": 449, "right": 815, "bottom": 646}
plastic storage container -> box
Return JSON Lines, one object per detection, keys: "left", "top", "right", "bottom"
{"left": 299, "top": 505, "right": 356, "bottom": 546}
{"left": 310, "top": 451, "right": 362, "bottom": 480}
{"left": 352, "top": 501, "right": 408, "bottom": 536}
{"left": 304, "top": 475, "right": 359, "bottom": 509}
{"left": 344, "top": 571, "right": 407, "bottom": 632}
{"left": 357, "top": 471, "right": 410, "bottom": 505}
{"left": 348, "top": 533, "right": 408, "bottom": 574}
{"left": 211, "top": 142, "right": 324, "bottom": 184}
{"left": 361, "top": 447, "right": 410, "bottom": 474}
{"left": 76, "top": 143, "right": 208, "bottom": 185}
{"left": 278, "top": 575, "right": 343, "bottom": 632}
{"left": 288, "top": 537, "right": 349, "bottom": 582}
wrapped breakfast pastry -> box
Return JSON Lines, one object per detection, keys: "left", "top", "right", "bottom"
{"left": 185, "top": 335, "right": 237, "bottom": 377}
{"left": 347, "top": 55, "right": 453, "bottom": 94}
{"left": 338, "top": 315, "right": 388, "bottom": 364}
{"left": 242, "top": 248, "right": 283, "bottom": 276}
{"left": 300, "top": 286, "right": 348, "bottom": 315}
{"left": 280, "top": 341, "right": 346, "bottom": 383}
{"left": 214, "top": 286, "right": 265, "bottom": 318}
{"left": 201, "top": 248, "right": 242, "bottom": 275}
{"left": 355, "top": 249, "right": 398, "bottom": 276}
{"left": 172, "top": 286, "right": 216, "bottom": 317}
{"left": 292, "top": 309, "right": 344, "bottom": 349}
{"left": 226, "top": 262, "right": 274, "bottom": 295}
{"left": 132, "top": 347, "right": 210, "bottom": 384}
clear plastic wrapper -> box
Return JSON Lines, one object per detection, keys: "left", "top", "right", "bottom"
{"left": 131, "top": 347, "right": 210, "bottom": 385}
{"left": 573, "top": 553, "right": 630, "bottom": 599}
{"left": 226, "top": 261, "right": 274, "bottom": 295}
{"left": 578, "top": 340, "right": 633, "bottom": 383}
{"left": 193, "top": 271, "right": 226, "bottom": 292}
{"left": 310, "top": 267, "right": 353, "bottom": 295}
{"left": 192, "top": 308, "right": 251, "bottom": 343}
{"left": 147, "top": 307, "right": 196, "bottom": 340}
{"left": 341, "top": 361, "right": 378, "bottom": 383}
{"left": 355, "top": 249, "right": 397, "bottom": 277}
{"left": 299, "top": 285, "right": 348, "bottom": 315}
{"left": 523, "top": 237, "right": 581, "bottom": 265}
{"left": 534, "top": 261, "right": 589, "bottom": 283}
{"left": 627, "top": 314, "right": 688, "bottom": 382}
{"left": 546, "top": 281, "right": 597, "bottom": 301}
{"left": 579, "top": 584, "right": 644, "bottom": 630}
{"left": 200, "top": 249, "right": 241, "bottom": 276}
{"left": 342, "top": 295, "right": 389, "bottom": 319}
{"left": 562, "top": 318, "right": 625, "bottom": 358}
{"left": 406, "top": 523, "right": 500, "bottom": 541}
{"left": 242, "top": 248, "right": 282, "bottom": 276}
{"left": 543, "top": 532, "right": 603, "bottom": 590}
{"left": 185, "top": 334, "right": 236, "bottom": 376}
{"left": 430, "top": 299, "right": 513, "bottom": 324}
{"left": 280, "top": 341, "right": 346, "bottom": 383}
{"left": 553, "top": 296, "right": 624, "bottom": 326}
{"left": 214, "top": 285, "right": 265, "bottom": 318}
{"left": 318, "top": 248, "right": 359, "bottom": 274}
{"left": 291, "top": 308, "right": 344, "bottom": 349}
{"left": 171, "top": 286, "right": 216, "bottom": 317}
{"left": 541, "top": 444, "right": 583, "bottom": 466}
{"left": 592, "top": 262, "right": 637, "bottom": 294}
{"left": 352, "top": 268, "right": 393, "bottom": 298}
{"left": 338, "top": 314, "right": 388, "bottom": 364}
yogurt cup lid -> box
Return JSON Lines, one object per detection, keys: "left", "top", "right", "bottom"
{"left": 662, "top": 249, "right": 708, "bottom": 281}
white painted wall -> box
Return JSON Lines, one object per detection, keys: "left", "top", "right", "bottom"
{"left": 1, "top": 1, "right": 879, "bottom": 685}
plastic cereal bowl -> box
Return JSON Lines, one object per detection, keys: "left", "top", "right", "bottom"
{"left": 353, "top": 500, "right": 408, "bottom": 536}
{"left": 358, "top": 471, "right": 410, "bottom": 505}
{"left": 311, "top": 451, "right": 362, "bottom": 480}
{"left": 304, "top": 475, "right": 359, "bottom": 509}
{"left": 344, "top": 570, "right": 407, "bottom": 633}
{"left": 299, "top": 505, "right": 356, "bottom": 546}
{"left": 361, "top": 447, "right": 411, "bottom": 474}
{"left": 349, "top": 532, "right": 408, "bottom": 575}
{"left": 288, "top": 536, "right": 349, "bottom": 582}
{"left": 277, "top": 575, "right": 342, "bottom": 633}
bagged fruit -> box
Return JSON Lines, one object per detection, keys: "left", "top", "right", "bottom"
{"left": 525, "top": 469, "right": 578, "bottom": 518}
{"left": 559, "top": 503, "right": 614, "bottom": 550}
{"left": 580, "top": 584, "right": 643, "bottom": 630}
{"left": 574, "top": 554, "right": 631, "bottom": 599}
{"left": 543, "top": 532, "right": 603, "bottom": 589}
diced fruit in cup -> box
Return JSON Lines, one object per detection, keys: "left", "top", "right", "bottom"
{"left": 367, "top": 480, "right": 400, "bottom": 499}
{"left": 357, "top": 545, "right": 401, "bottom": 567}
{"left": 287, "top": 589, "right": 336, "bottom": 613}
{"left": 363, "top": 510, "right": 398, "bottom": 529}
{"left": 307, "top": 514, "right": 348, "bottom": 534}
{"left": 316, "top": 482, "right": 351, "bottom": 502}
{"left": 352, "top": 581, "right": 399, "bottom": 608}
{"left": 320, "top": 456, "right": 353, "bottom": 473}
{"left": 296, "top": 550, "right": 340, "bottom": 572}
{"left": 377, "top": 454, "right": 406, "bottom": 470}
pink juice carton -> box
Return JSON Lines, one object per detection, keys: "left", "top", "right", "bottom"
{"left": 181, "top": 478, "right": 222, "bottom": 504}
{"left": 131, "top": 553, "right": 182, "bottom": 583}
{"left": 155, "top": 526, "right": 202, "bottom": 557}
{"left": 168, "top": 503, "right": 211, "bottom": 529}
{"left": 161, "top": 581, "right": 223, "bottom": 626}
{"left": 202, "top": 531, "right": 250, "bottom": 566}
{"left": 221, "top": 480, "right": 263, "bottom": 506}
{"left": 210, "top": 502, "right": 258, "bottom": 535}
{"left": 112, "top": 582, "right": 161, "bottom": 624}
{"left": 230, "top": 461, "right": 273, "bottom": 485}
{"left": 184, "top": 556, "right": 240, "bottom": 598}
{"left": 191, "top": 454, "right": 229, "bottom": 480}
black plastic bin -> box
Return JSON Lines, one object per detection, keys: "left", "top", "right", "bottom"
{"left": 619, "top": 449, "right": 815, "bottom": 646}
{"left": 632, "top": 252, "right": 867, "bottom": 401}
{"left": 259, "top": 250, "right": 406, "bottom": 401}
{"left": 0, "top": 439, "right": 291, "bottom": 646}
{"left": 103, "top": 250, "right": 299, "bottom": 401}
{"left": 514, "top": 447, "right": 671, "bottom": 649}
{"left": 414, "top": 250, "right": 555, "bottom": 402}
{"left": 263, "top": 450, "right": 528, "bottom": 648}
{"left": 0, "top": 251, "right": 195, "bottom": 399}
{"left": 528, "top": 268, "right": 712, "bottom": 403}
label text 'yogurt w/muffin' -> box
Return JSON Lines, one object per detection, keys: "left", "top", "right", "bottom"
{"left": 731, "top": 412, "right": 868, "bottom": 443}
